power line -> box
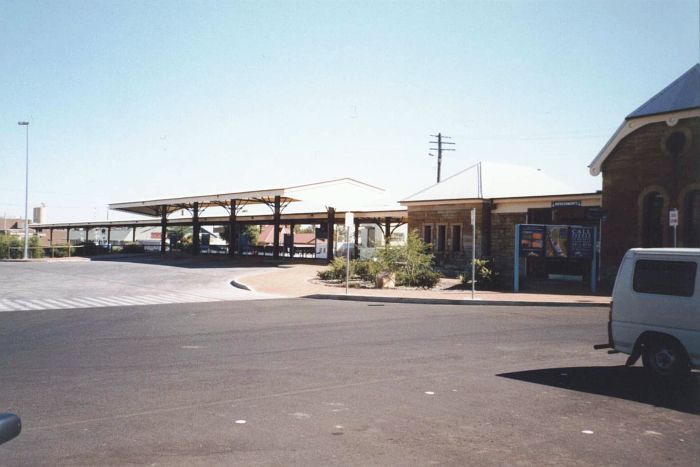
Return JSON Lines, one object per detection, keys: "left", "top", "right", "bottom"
{"left": 429, "top": 132, "right": 455, "bottom": 183}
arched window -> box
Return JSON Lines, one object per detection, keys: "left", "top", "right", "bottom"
{"left": 685, "top": 190, "right": 700, "bottom": 247}
{"left": 642, "top": 192, "right": 664, "bottom": 247}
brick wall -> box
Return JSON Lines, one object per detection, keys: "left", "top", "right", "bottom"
{"left": 601, "top": 116, "right": 700, "bottom": 282}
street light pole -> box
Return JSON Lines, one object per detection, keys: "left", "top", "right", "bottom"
{"left": 18, "top": 121, "right": 29, "bottom": 260}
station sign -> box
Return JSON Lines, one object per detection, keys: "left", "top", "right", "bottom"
{"left": 551, "top": 200, "right": 581, "bottom": 208}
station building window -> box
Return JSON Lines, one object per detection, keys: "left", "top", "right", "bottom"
{"left": 452, "top": 225, "right": 461, "bottom": 252}
{"left": 423, "top": 225, "right": 432, "bottom": 244}
{"left": 436, "top": 225, "right": 446, "bottom": 252}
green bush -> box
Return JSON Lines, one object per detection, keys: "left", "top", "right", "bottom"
{"left": 29, "top": 235, "right": 44, "bottom": 258}
{"left": 353, "top": 259, "right": 380, "bottom": 282}
{"left": 51, "top": 245, "right": 74, "bottom": 257}
{"left": 396, "top": 269, "right": 441, "bottom": 288}
{"left": 317, "top": 257, "right": 351, "bottom": 281}
{"left": 460, "top": 258, "right": 500, "bottom": 290}
{"left": 0, "top": 234, "right": 22, "bottom": 259}
{"left": 317, "top": 233, "right": 441, "bottom": 289}
{"left": 377, "top": 232, "right": 441, "bottom": 289}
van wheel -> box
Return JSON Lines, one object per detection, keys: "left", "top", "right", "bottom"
{"left": 642, "top": 338, "right": 691, "bottom": 379}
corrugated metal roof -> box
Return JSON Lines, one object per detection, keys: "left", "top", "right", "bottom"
{"left": 626, "top": 64, "right": 700, "bottom": 119}
{"left": 401, "top": 162, "right": 576, "bottom": 202}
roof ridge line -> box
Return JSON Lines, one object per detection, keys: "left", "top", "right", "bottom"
{"left": 402, "top": 162, "right": 480, "bottom": 201}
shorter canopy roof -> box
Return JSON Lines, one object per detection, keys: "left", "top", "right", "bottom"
{"left": 109, "top": 187, "right": 298, "bottom": 217}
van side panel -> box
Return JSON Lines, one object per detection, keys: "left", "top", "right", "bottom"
{"left": 611, "top": 251, "right": 700, "bottom": 369}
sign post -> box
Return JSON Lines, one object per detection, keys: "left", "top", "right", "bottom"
{"left": 670, "top": 209, "right": 678, "bottom": 247}
{"left": 514, "top": 225, "right": 520, "bottom": 293}
{"left": 345, "top": 212, "right": 354, "bottom": 295}
{"left": 471, "top": 208, "right": 476, "bottom": 300}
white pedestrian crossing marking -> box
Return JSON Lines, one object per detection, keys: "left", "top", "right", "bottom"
{"left": 0, "top": 293, "right": 222, "bottom": 312}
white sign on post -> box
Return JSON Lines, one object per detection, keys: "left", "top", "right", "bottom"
{"left": 669, "top": 208, "right": 679, "bottom": 227}
{"left": 470, "top": 208, "right": 476, "bottom": 300}
{"left": 345, "top": 212, "right": 354, "bottom": 228}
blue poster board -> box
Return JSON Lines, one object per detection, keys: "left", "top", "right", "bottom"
{"left": 519, "top": 225, "right": 546, "bottom": 257}
{"left": 569, "top": 226, "right": 594, "bottom": 259}
{"left": 514, "top": 224, "right": 597, "bottom": 293}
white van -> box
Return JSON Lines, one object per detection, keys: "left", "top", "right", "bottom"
{"left": 596, "top": 248, "right": 700, "bottom": 378}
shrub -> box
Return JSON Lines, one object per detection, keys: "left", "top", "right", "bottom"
{"left": 121, "top": 243, "right": 145, "bottom": 254}
{"left": 0, "top": 234, "right": 22, "bottom": 259}
{"left": 29, "top": 235, "right": 44, "bottom": 258}
{"left": 51, "top": 245, "right": 74, "bottom": 257}
{"left": 460, "top": 258, "right": 500, "bottom": 290}
{"left": 317, "top": 257, "right": 351, "bottom": 281}
{"left": 353, "top": 259, "right": 380, "bottom": 282}
{"left": 396, "top": 268, "right": 441, "bottom": 289}
{"left": 377, "top": 232, "right": 441, "bottom": 289}
{"left": 318, "top": 233, "right": 441, "bottom": 289}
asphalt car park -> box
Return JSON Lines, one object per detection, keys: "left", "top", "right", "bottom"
{"left": 1, "top": 293, "right": 697, "bottom": 466}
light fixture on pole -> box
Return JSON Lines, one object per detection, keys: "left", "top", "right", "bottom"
{"left": 18, "top": 121, "right": 30, "bottom": 260}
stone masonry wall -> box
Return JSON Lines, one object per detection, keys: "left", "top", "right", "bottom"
{"left": 407, "top": 201, "right": 489, "bottom": 272}
{"left": 491, "top": 212, "right": 527, "bottom": 287}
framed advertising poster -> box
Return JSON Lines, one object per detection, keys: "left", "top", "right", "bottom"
{"left": 569, "top": 226, "right": 594, "bottom": 259}
{"left": 546, "top": 226, "right": 569, "bottom": 258}
{"left": 519, "top": 225, "right": 546, "bottom": 257}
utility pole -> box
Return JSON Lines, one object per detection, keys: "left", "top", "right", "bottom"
{"left": 429, "top": 133, "right": 455, "bottom": 183}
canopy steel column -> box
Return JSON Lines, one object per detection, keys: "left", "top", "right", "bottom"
{"left": 66, "top": 228, "right": 71, "bottom": 245}
{"left": 192, "top": 202, "right": 200, "bottom": 255}
{"left": 289, "top": 223, "right": 295, "bottom": 257}
{"left": 228, "top": 199, "right": 237, "bottom": 257}
{"left": 132, "top": 226, "right": 136, "bottom": 242}
{"left": 272, "top": 195, "right": 281, "bottom": 259}
{"left": 107, "top": 227, "right": 111, "bottom": 249}
{"left": 327, "top": 207, "right": 335, "bottom": 261}
{"left": 85, "top": 227, "right": 90, "bottom": 243}
{"left": 384, "top": 217, "right": 391, "bottom": 245}
{"left": 354, "top": 220, "right": 360, "bottom": 255}
{"left": 49, "top": 228, "right": 54, "bottom": 246}
{"left": 160, "top": 206, "right": 167, "bottom": 254}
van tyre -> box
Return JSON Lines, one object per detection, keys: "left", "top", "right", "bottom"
{"left": 642, "top": 337, "right": 691, "bottom": 380}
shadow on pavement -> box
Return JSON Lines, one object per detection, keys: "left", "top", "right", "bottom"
{"left": 89, "top": 254, "right": 324, "bottom": 269}
{"left": 498, "top": 366, "right": 700, "bottom": 416}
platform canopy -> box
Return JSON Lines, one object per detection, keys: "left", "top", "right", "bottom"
{"left": 108, "top": 178, "right": 393, "bottom": 218}
{"left": 109, "top": 187, "right": 299, "bottom": 217}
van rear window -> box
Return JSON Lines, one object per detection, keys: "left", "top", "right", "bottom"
{"left": 633, "top": 260, "right": 697, "bottom": 297}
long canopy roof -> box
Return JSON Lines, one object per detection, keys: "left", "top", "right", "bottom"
{"left": 109, "top": 178, "right": 388, "bottom": 217}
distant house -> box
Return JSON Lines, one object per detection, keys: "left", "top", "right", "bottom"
{"left": 589, "top": 63, "right": 700, "bottom": 283}
{"left": 401, "top": 162, "right": 601, "bottom": 284}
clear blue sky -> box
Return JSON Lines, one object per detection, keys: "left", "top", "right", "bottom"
{"left": 1, "top": 0, "right": 698, "bottom": 222}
